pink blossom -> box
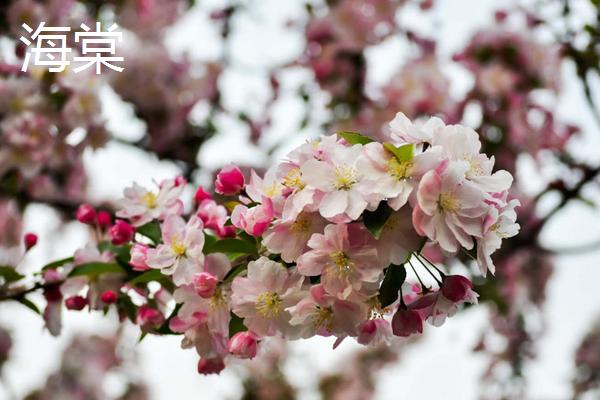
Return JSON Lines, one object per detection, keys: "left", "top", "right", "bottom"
{"left": 172, "top": 254, "right": 232, "bottom": 359}
{"left": 300, "top": 141, "right": 374, "bottom": 222}
{"left": 263, "top": 212, "right": 327, "bottom": 263}
{"left": 357, "top": 319, "right": 393, "bottom": 346}
{"left": 146, "top": 215, "right": 205, "bottom": 285}
{"left": 360, "top": 141, "right": 442, "bottom": 210}
{"left": 231, "top": 197, "right": 274, "bottom": 237}
{"left": 289, "top": 284, "right": 366, "bottom": 339}
{"left": 116, "top": 178, "right": 184, "bottom": 227}
{"left": 296, "top": 224, "right": 383, "bottom": 299}
{"left": 196, "top": 199, "right": 230, "bottom": 237}
{"left": 477, "top": 198, "right": 520, "bottom": 275}
{"left": 130, "top": 243, "right": 151, "bottom": 271}
{"left": 227, "top": 331, "right": 259, "bottom": 359}
{"left": 215, "top": 164, "right": 245, "bottom": 195}
{"left": 231, "top": 257, "right": 305, "bottom": 337}
{"left": 388, "top": 112, "right": 445, "bottom": 145}
{"left": 413, "top": 161, "right": 488, "bottom": 252}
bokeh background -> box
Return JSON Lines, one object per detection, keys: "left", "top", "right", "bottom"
{"left": 0, "top": 0, "right": 600, "bottom": 399}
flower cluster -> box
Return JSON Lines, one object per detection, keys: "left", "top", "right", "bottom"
{"left": 34, "top": 112, "right": 518, "bottom": 374}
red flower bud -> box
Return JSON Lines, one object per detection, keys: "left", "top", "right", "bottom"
{"left": 215, "top": 165, "right": 245, "bottom": 195}
{"left": 97, "top": 211, "right": 112, "bottom": 228}
{"left": 197, "top": 357, "right": 225, "bottom": 375}
{"left": 100, "top": 290, "right": 118, "bottom": 304}
{"left": 441, "top": 275, "right": 473, "bottom": 303}
{"left": 391, "top": 308, "right": 423, "bottom": 337}
{"left": 194, "top": 186, "right": 212, "bottom": 204}
{"left": 110, "top": 220, "right": 134, "bottom": 245}
{"left": 136, "top": 305, "right": 165, "bottom": 330}
{"left": 65, "top": 296, "right": 88, "bottom": 311}
{"left": 76, "top": 203, "right": 96, "bottom": 224}
{"left": 24, "top": 232, "right": 38, "bottom": 250}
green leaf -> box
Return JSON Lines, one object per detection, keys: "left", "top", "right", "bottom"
{"left": 363, "top": 202, "right": 393, "bottom": 239}
{"left": 204, "top": 238, "right": 257, "bottom": 255}
{"left": 229, "top": 313, "right": 247, "bottom": 337}
{"left": 127, "top": 269, "right": 164, "bottom": 285}
{"left": 42, "top": 257, "right": 74, "bottom": 271}
{"left": 68, "top": 262, "right": 125, "bottom": 278}
{"left": 223, "top": 264, "right": 247, "bottom": 282}
{"left": 384, "top": 143, "right": 414, "bottom": 162}
{"left": 118, "top": 295, "right": 137, "bottom": 323}
{"left": 338, "top": 131, "right": 373, "bottom": 145}
{"left": 0, "top": 266, "right": 24, "bottom": 284}
{"left": 378, "top": 264, "right": 407, "bottom": 308}
{"left": 17, "top": 297, "right": 41, "bottom": 315}
{"left": 136, "top": 222, "right": 162, "bottom": 244}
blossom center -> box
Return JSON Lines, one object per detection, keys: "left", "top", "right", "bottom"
{"left": 387, "top": 157, "right": 413, "bottom": 180}
{"left": 290, "top": 215, "right": 311, "bottom": 233}
{"left": 330, "top": 251, "right": 353, "bottom": 277}
{"left": 170, "top": 240, "right": 187, "bottom": 257}
{"left": 255, "top": 291, "right": 283, "bottom": 318}
{"left": 142, "top": 192, "right": 158, "bottom": 209}
{"left": 312, "top": 306, "right": 333, "bottom": 330}
{"left": 209, "top": 287, "right": 226, "bottom": 309}
{"left": 333, "top": 165, "right": 358, "bottom": 190}
{"left": 282, "top": 168, "right": 305, "bottom": 190}
{"left": 438, "top": 193, "right": 459, "bottom": 212}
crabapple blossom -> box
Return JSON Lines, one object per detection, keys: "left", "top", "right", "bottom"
{"left": 231, "top": 257, "right": 304, "bottom": 337}
{"left": 296, "top": 223, "right": 383, "bottom": 299}
{"left": 146, "top": 215, "right": 205, "bottom": 285}
{"left": 116, "top": 178, "right": 184, "bottom": 227}
{"left": 231, "top": 197, "right": 274, "bottom": 237}
{"left": 15, "top": 112, "right": 519, "bottom": 375}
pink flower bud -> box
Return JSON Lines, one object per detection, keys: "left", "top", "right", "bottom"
{"left": 136, "top": 305, "right": 165, "bottom": 330}
{"left": 391, "top": 308, "right": 423, "bottom": 337}
{"left": 43, "top": 269, "right": 62, "bottom": 283}
{"left": 97, "top": 211, "right": 112, "bottom": 228}
{"left": 193, "top": 272, "right": 219, "bottom": 298}
{"left": 130, "top": 243, "right": 150, "bottom": 271}
{"left": 227, "top": 331, "right": 258, "bottom": 359}
{"left": 194, "top": 186, "right": 212, "bottom": 204}
{"left": 76, "top": 203, "right": 96, "bottom": 224}
{"left": 43, "top": 285, "right": 62, "bottom": 302}
{"left": 23, "top": 232, "right": 37, "bottom": 250}
{"left": 110, "top": 220, "right": 134, "bottom": 245}
{"left": 231, "top": 197, "right": 274, "bottom": 237}
{"left": 215, "top": 164, "right": 245, "bottom": 195}
{"left": 441, "top": 275, "right": 473, "bottom": 303}
{"left": 100, "top": 290, "right": 118, "bottom": 304}
{"left": 357, "top": 319, "right": 392, "bottom": 345}
{"left": 65, "top": 296, "right": 88, "bottom": 311}
{"left": 197, "top": 357, "right": 225, "bottom": 375}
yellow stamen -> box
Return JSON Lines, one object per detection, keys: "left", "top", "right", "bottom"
{"left": 330, "top": 251, "right": 353, "bottom": 277}
{"left": 282, "top": 168, "right": 305, "bottom": 190}
{"left": 312, "top": 306, "right": 333, "bottom": 330}
{"left": 387, "top": 157, "right": 413, "bottom": 180}
{"left": 255, "top": 291, "right": 283, "bottom": 318}
{"left": 438, "top": 193, "right": 459, "bottom": 213}
{"left": 290, "top": 214, "right": 311, "bottom": 233}
{"left": 209, "top": 287, "right": 226, "bottom": 309}
{"left": 142, "top": 192, "right": 158, "bottom": 209}
{"left": 334, "top": 165, "right": 358, "bottom": 191}
{"left": 170, "top": 240, "right": 187, "bottom": 257}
